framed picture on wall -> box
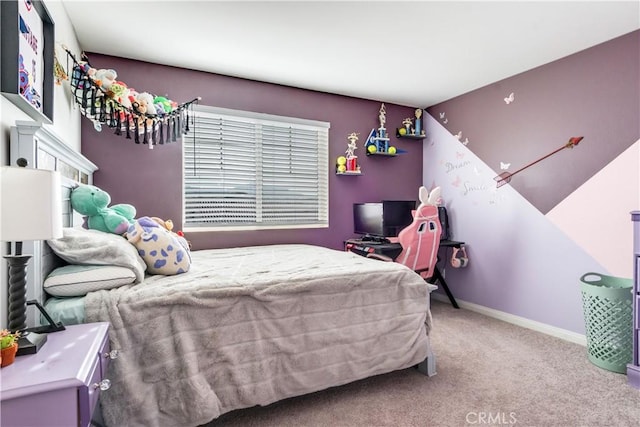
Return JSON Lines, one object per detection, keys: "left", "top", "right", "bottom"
{"left": 1, "top": 0, "right": 55, "bottom": 124}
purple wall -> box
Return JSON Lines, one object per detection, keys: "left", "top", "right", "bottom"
{"left": 422, "top": 30, "right": 639, "bottom": 334}
{"left": 427, "top": 30, "right": 639, "bottom": 214}
{"left": 80, "top": 54, "right": 423, "bottom": 251}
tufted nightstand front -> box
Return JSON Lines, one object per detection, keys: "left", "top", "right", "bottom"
{"left": 1, "top": 322, "right": 112, "bottom": 427}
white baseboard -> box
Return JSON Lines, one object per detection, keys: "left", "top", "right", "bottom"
{"left": 430, "top": 293, "right": 587, "bottom": 347}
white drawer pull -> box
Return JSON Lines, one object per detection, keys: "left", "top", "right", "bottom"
{"left": 105, "top": 349, "right": 119, "bottom": 359}
{"left": 94, "top": 379, "right": 111, "bottom": 391}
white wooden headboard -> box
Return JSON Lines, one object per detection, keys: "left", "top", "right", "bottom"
{"left": 9, "top": 120, "right": 97, "bottom": 327}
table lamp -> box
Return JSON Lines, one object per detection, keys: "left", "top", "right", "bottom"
{"left": 1, "top": 160, "right": 63, "bottom": 355}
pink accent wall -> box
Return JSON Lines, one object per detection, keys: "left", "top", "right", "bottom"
{"left": 80, "top": 54, "right": 424, "bottom": 250}
{"left": 547, "top": 140, "right": 640, "bottom": 278}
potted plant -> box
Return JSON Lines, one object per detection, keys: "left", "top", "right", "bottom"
{"left": 1, "top": 329, "right": 20, "bottom": 368}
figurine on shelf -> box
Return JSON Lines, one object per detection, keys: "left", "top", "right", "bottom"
{"left": 337, "top": 132, "right": 360, "bottom": 173}
{"left": 346, "top": 132, "right": 358, "bottom": 157}
{"left": 346, "top": 132, "right": 360, "bottom": 172}
{"left": 377, "top": 103, "right": 388, "bottom": 139}
{"left": 415, "top": 108, "right": 423, "bottom": 136}
{"left": 360, "top": 103, "right": 390, "bottom": 153}
{"left": 365, "top": 127, "right": 390, "bottom": 153}
{"left": 402, "top": 117, "right": 413, "bottom": 133}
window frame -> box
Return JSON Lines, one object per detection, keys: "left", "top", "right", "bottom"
{"left": 182, "top": 105, "right": 330, "bottom": 232}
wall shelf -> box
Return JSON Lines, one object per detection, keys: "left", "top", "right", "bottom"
{"left": 336, "top": 171, "right": 362, "bottom": 176}
{"left": 366, "top": 152, "right": 397, "bottom": 157}
{"left": 396, "top": 128, "right": 426, "bottom": 140}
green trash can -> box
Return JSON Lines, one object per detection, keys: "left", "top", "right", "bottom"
{"left": 580, "top": 272, "right": 633, "bottom": 374}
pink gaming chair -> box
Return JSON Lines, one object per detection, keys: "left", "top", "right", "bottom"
{"left": 394, "top": 186, "right": 442, "bottom": 279}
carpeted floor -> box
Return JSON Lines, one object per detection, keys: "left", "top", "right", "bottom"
{"left": 206, "top": 300, "right": 640, "bottom": 427}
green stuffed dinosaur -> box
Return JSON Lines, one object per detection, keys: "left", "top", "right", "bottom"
{"left": 71, "top": 184, "right": 136, "bottom": 235}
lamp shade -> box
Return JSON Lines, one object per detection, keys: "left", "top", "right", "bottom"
{"left": 0, "top": 167, "right": 63, "bottom": 242}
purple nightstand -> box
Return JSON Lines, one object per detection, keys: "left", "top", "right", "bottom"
{"left": 1, "top": 322, "right": 113, "bottom": 427}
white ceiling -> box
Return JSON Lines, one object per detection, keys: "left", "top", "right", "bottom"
{"left": 60, "top": 0, "right": 640, "bottom": 108}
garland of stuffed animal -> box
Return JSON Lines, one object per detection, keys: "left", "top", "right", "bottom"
{"left": 63, "top": 46, "right": 200, "bottom": 148}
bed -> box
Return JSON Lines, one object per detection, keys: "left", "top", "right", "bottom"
{"left": 12, "top": 121, "right": 436, "bottom": 427}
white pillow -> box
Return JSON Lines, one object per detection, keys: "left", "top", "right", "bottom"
{"left": 47, "top": 227, "right": 146, "bottom": 283}
{"left": 44, "top": 264, "right": 136, "bottom": 297}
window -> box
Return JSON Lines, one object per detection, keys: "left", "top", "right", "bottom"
{"left": 183, "top": 105, "right": 329, "bottom": 230}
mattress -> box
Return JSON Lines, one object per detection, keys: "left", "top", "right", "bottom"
{"left": 70, "top": 244, "right": 432, "bottom": 426}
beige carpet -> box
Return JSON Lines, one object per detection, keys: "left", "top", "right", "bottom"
{"left": 206, "top": 300, "right": 640, "bottom": 427}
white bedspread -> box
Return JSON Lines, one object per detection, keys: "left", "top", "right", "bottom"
{"left": 85, "top": 244, "right": 432, "bottom": 427}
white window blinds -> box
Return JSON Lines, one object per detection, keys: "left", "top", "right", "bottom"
{"left": 183, "top": 105, "right": 329, "bottom": 230}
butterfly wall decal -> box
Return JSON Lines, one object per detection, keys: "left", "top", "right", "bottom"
{"left": 462, "top": 138, "right": 469, "bottom": 146}
{"left": 443, "top": 118, "right": 448, "bottom": 124}
{"left": 500, "top": 162, "right": 511, "bottom": 170}
{"left": 504, "top": 92, "right": 515, "bottom": 104}
{"left": 455, "top": 131, "right": 462, "bottom": 140}
{"left": 452, "top": 175, "right": 461, "bottom": 187}
{"left": 440, "top": 112, "right": 446, "bottom": 119}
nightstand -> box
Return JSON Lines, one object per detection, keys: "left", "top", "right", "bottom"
{"left": 1, "top": 322, "right": 115, "bottom": 427}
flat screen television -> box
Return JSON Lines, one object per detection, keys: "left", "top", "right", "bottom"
{"left": 353, "top": 203, "right": 384, "bottom": 238}
{"left": 353, "top": 200, "right": 416, "bottom": 240}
